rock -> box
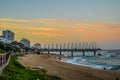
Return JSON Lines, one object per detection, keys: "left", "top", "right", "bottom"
{"left": 97, "top": 53, "right": 102, "bottom": 56}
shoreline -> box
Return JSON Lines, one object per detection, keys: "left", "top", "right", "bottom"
{"left": 18, "top": 54, "right": 120, "bottom": 80}
{"left": 61, "top": 56, "right": 120, "bottom": 72}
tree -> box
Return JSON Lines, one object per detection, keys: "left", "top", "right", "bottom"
{"left": 0, "top": 41, "right": 6, "bottom": 50}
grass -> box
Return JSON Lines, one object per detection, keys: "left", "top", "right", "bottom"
{"left": 0, "top": 56, "right": 61, "bottom": 80}
{"left": 0, "top": 48, "right": 6, "bottom": 53}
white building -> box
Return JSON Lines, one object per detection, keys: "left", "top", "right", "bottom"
{"left": 2, "top": 30, "right": 14, "bottom": 42}
{"left": 20, "top": 38, "right": 30, "bottom": 47}
{"left": 0, "top": 37, "right": 11, "bottom": 43}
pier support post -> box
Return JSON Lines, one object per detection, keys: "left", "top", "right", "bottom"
{"left": 71, "top": 51, "right": 73, "bottom": 57}
{"left": 48, "top": 51, "right": 50, "bottom": 54}
{"left": 39, "top": 51, "right": 41, "bottom": 54}
{"left": 83, "top": 51, "right": 85, "bottom": 57}
{"left": 93, "top": 51, "right": 96, "bottom": 56}
{"left": 59, "top": 51, "right": 62, "bottom": 60}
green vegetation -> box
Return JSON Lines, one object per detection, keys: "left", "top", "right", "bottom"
{"left": 0, "top": 41, "right": 34, "bottom": 54}
{"left": 0, "top": 48, "right": 6, "bottom": 53}
{"left": 0, "top": 41, "right": 32, "bottom": 53}
{"left": 0, "top": 56, "right": 61, "bottom": 80}
{"left": 0, "top": 41, "right": 19, "bottom": 52}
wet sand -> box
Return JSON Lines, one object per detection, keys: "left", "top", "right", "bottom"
{"left": 18, "top": 54, "right": 120, "bottom": 80}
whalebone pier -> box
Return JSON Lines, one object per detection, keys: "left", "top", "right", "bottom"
{"left": 37, "top": 42, "right": 101, "bottom": 60}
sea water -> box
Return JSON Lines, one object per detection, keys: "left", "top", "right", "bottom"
{"left": 60, "top": 50, "right": 120, "bottom": 71}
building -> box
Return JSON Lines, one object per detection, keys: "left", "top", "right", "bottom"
{"left": 0, "top": 37, "right": 11, "bottom": 43}
{"left": 20, "top": 38, "right": 30, "bottom": 47}
{"left": 2, "top": 30, "right": 14, "bottom": 42}
{"left": 33, "top": 43, "right": 41, "bottom": 49}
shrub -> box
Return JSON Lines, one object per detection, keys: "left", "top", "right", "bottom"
{"left": 0, "top": 48, "right": 6, "bottom": 53}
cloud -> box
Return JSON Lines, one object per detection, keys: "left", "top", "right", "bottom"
{"left": 0, "top": 18, "right": 120, "bottom": 43}
{"left": 0, "top": 18, "right": 74, "bottom": 24}
{"left": 0, "top": 18, "right": 41, "bottom": 23}
{"left": 30, "top": 31, "right": 64, "bottom": 37}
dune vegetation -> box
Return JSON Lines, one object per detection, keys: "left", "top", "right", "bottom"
{"left": 0, "top": 56, "right": 61, "bottom": 80}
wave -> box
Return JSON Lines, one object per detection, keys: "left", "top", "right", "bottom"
{"left": 62, "top": 50, "right": 120, "bottom": 72}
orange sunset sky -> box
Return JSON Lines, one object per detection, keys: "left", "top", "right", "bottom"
{"left": 0, "top": 0, "right": 120, "bottom": 49}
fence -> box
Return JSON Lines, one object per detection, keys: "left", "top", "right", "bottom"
{"left": 0, "top": 53, "right": 10, "bottom": 74}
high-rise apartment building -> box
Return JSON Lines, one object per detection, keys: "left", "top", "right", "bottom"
{"left": 2, "top": 30, "right": 14, "bottom": 42}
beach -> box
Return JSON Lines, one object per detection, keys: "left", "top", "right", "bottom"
{"left": 18, "top": 54, "right": 120, "bottom": 80}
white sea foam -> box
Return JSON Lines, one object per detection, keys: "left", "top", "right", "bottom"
{"left": 61, "top": 50, "right": 120, "bottom": 71}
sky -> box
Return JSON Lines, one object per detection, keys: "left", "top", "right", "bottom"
{"left": 0, "top": 0, "right": 120, "bottom": 49}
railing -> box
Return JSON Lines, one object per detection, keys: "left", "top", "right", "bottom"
{"left": 0, "top": 53, "right": 10, "bottom": 74}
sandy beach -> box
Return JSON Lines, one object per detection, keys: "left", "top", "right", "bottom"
{"left": 18, "top": 54, "right": 120, "bottom": 80}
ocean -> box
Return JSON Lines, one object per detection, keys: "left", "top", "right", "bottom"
{"left": 59, "top": 50, "right": 120, "bottom": 71}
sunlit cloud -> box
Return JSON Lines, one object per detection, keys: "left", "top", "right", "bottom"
{"left": 0, "top": 18, "right": 76, "bottom": 24}
{"left": 0, "top": 18, "right": 42, "bottom": 23}
{"left": 0, "top": 18, "right": 120, "bottom": 44}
